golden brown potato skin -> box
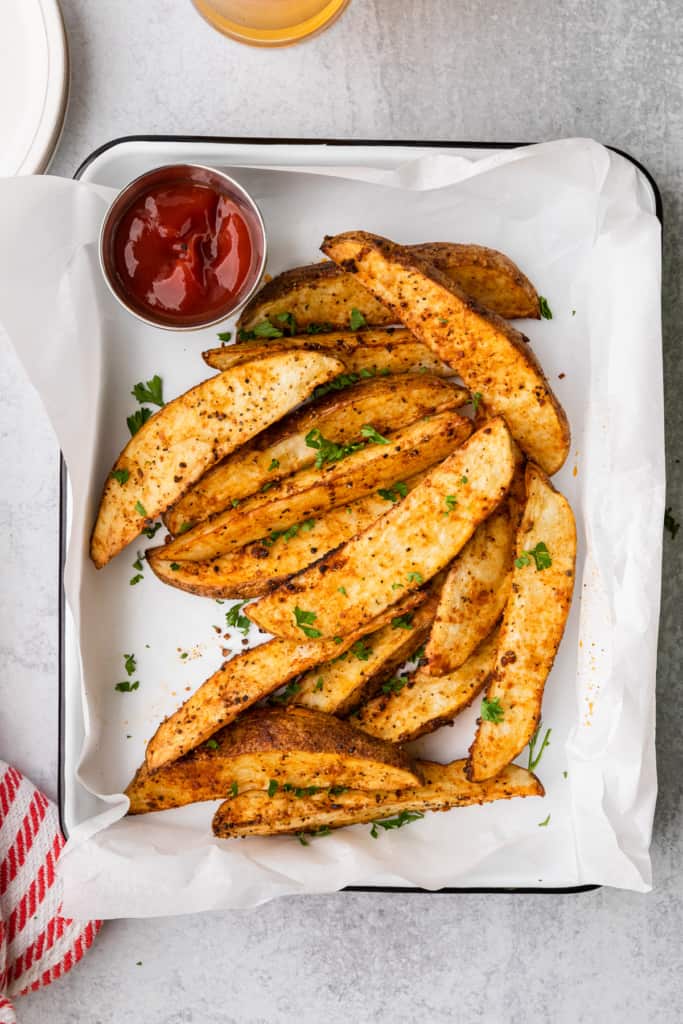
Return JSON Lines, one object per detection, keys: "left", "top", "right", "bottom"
{"left": 90, "top": 351, "right": 343, "bottom": 568}
{"left": 321, "top": 231, "right": 570, "bottom": 475}
{"left": 237, "top": 243, "right": 540, "bottom": 330}
{"left": 164, "top": 373, "right": 467, "bottom": 534}
{"left": 468, "top": 463, "right": 576, "bottom": 781}
{"left": 211, "top": 759, "right": 545, "bottom": 837}
{"left": 203, "top": 328, "right": 454, "bottom": 378}
{"left": 246, "top": 418, "right": 515, "bottom": 640}
{"left": 127, "top": 706, "right": 421, "bottom": 814}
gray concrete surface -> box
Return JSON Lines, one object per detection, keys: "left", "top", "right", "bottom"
{"left": 1, "top": 0, "right": 681, "bottom": 1020}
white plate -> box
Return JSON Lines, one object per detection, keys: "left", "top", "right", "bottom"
{"left": 0, "top": 0, "right": 68, "bottom": 176}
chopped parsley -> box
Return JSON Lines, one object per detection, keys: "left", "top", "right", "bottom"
{"left": 267, "top": 780, "right": 279, "bottom": 797}
{"left": 538, "top": 814, "right": 551, "bottom": 827}
{"left": 349, "top": 308, "right": 367, "bottom": 331}
{"left": 305, "top": 322, "right": 335, "bottom": 334}
{"left": 305, "top": 428, "right": 365, "bottom": 469}
{"left": 481, "top": 696, "right": 504, "bottom": 723}
{"left": 135, "top": 500, "right": 147, "bottom": 517}
{"left": 238, "top": 319, "right": 284, "bottom": 341}
{"left": 261, "top": 481, "right": 276, "bottom": 493}
{"left": 539, "top": 296, "right": 553, "bottom": 320}
{"left": 391, "top": 582, "right": 404, "bottom": 591}
{"left": 381, "top": 676, "right": 406, "bottom": 695}
{"left": 369, "top": 810, "right": 424, "bottom": 838}
{"left": 178, "top": 522, "right": 193, "bottom": 534}
{"left": 314, "top": 677, "right": 324, "bottom": 691}
{"left": 377, "top": 481, "right": 408, "bottom": 503}
{"left": 460, "top": 475, "right": 468, "bottom": 485}
{"left": 338, "top": 586, "right": 348, "bottom": 596}
{"left": 312, "top": 368, "right": 375, "bottom": 399}
{"left": 328, "top": 786, "right": 348, "bottom": 796}
{"left": 226, "top": 601, "right": 250, "bottom": 635}
{"left": 275, "top": 312, "right": 298, "bottom": 335}
{"left": 349, "top": 639, "right": 373, "bottom": 661}
{"left": 131, "top": 374, "right": 164, "bottom": 407}
{"left": 129, "top": 574, "right": 144, "bottom": 586}
{"left": 231, "top": 781, "right": 239, "bottom": 796}
{"left": 262, "top": 519, "right": 315, "bottom": 547}
{"left": 205, "top": 739, "right": 219, "bottom": 750}
{"left": 391, "top": 613, "right": 414, "bottom": 631}
{"left": 527, "top": 723, "right": 552, "bottom": 771}
{"left": 268, "top": 458, "right": 280, "bottom": 472}
{"left": 296, "top": 826, "right": 332, "bottom": 845}
{"left": 115, "top": 680, "right": 139, "bottom": 692}
{"left": 444, "top": 495, "right": 458, "bottom": 513}
{"left": 406, "top": 572, "right": 424, "bottom": 584}
{"left": 270, "top": 680, "right": 301, "bottom": 705}
{"left": 664, "top": 507, "right": 680, "bottom": 539}
{"left": 123, "top": 653, "right": 136, "bottom": 676}
{"left": 282, "top": 783, "right": 321, "bottom": 798}
{"left": 360, "top": 424, "right": 390, "bottom": 445}
{"left": 127, "top": 408, "right": 152, "bottom": 436}
{"left": 471, "top": 391, "right": 482, "bottom": 415}
{"left": 515, "top": 542, "right": 552, "bottom": 571}
{"left": 231, "top": 498, "right": 241, "bottom": 508}
{"left": 217, "top": 330, "right": 232, "bottom": 342}
{"left": 132, "top": 554, "right": 144, "bottom": 572}
{"left": 294, "top": 606, "right": 322, "bottom": 639}
{"left": 413, "top": 644, "right": 426, "bottom": 661}
{"left": 170, "top": 563, "right": 181, "bottom": 571}
{"left": 110, "top": 468, "right": 130, "bottom": 486}
{"left": 142, "top": 521, "right": 162, "bottom": 539}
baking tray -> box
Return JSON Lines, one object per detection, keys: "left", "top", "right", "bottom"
{"left": 59, "top": 136, "right": 663, "bottom": 895}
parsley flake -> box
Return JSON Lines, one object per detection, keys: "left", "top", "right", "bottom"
{"left": 360, "top": 424, "right": 390, "bottom": 445}
{"left": 275, "top": 312, "right": 298, "bottom": 335}
{"left": 270, "top": 680, "right": 301, "bottom": 705}
{"left": 381, "top": 676, "right": 406, "bottom": 695}
{"left": 127, "top": 408, "right": 152, "bottom": 436}
{"left": 305, "top": 428, "right": 365, "bottom": 469}
{"left": 170, "top": 563, "right": 181, "bottom": 571}
{"left": 314, "top": 677, "right": 324, "bottom": 692}
{"left": 178, "top": 522, "right": 193, "bottom": 534}
{"left": 110, "top": 468, "right": 130, "bottom": 486}
{"left": 471, "top": 391, "right": 482, "bottom": 415}
{"left": 407, "top": 572, "right": 424, "bottom": 584}
{"left": 349, "top": 639, "right": 373, "bottom": 661}
{"left": 349, "top": 308, "right": 367, "bottom": 331}
{"left": 391, "top": 613, "right": 414, "bottom": 631}
{"left": 115, "top": 680, "right": 139, "bottom": 692}
{"left": 527, "top": 723, "right": 552, "bottom": 771}
{"left": 515, "top": 542, "right": 552, "bottom": 571}
{"left": 217, "top": 330, "right": 232, "bottom": 342}
{"left": 481, "top": 696, "right": 504, "bottom": 723}
{"left": 369, "top": 810, "right": 423, "bottom": 838}
{"left": 135, "top": 500, "right": 147, "bottom": 517}
{"left": 226, "top": 601, "right": 250, "bottom": 635}
{"left": 123, "top": 653, "right": 136, "bottom": 676}
{"left": 231, "top": 781, "right": 239, "bottom": 796}
{"left": 131, "top": 374, "right": 164, "bottom": 407}
{"left": 294, "top": 606, "right": 322, "bottom": 639}
{"left": 377, "top": 481, "right": 408, "bottom": 503}
{"left": 268, "top": 458, "right": 280, "bottom": 472}
{"left": 129, "top": 573, "right": 144, "bottom": 586}
{"left": 539, "top": 296, "right": 553, "bottom": 320}
{"left": 142, "top": 521, "right": 162, "bottom": 539}
{"left": 205, "top": 739, "right": 219, "bottom": 750}
{"left": 338, "top": 586, "right": 348, "bottom": 596}
{"left": 538, "top": 814, "right": 551, "bottom": 827}
{"left": 444, "top": 495, "right": 458, "bottom": 513}
{"left": 267, "top": 780, "right": 279, "bottom": 797}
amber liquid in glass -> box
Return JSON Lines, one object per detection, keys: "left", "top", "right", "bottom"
{"left": 192, "top": 0, "right": 350, "bottom": 47}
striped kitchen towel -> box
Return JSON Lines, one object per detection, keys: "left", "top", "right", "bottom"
{"left": 0, "top": 762, "right": 100, "bottom": 1022}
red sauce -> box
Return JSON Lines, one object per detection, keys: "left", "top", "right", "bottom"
{"left": 112, "top": 181, "right": 261, "bottom": 324}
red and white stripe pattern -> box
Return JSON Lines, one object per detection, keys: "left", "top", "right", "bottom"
{"left": 0, "top": 762, "right": 100, "bottom": 1022}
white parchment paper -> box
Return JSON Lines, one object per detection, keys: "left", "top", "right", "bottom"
{"left": 0, "top": 140, "right": 663, "bottom": 915}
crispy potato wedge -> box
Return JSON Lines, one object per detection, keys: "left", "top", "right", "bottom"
{"left": 246, "top": 417, "right": 515, "bottom": 640}
{"left": 164, "top": 373, "right": 467, "bottom": 534}
{"left": 203, "top": 328, "right": 454, "bottom": 378}
{"left": 355, "top": 628, "right": 498, "bottom": 743}
{"left": 90, "top": 351, "right": 343, "bottom": 568}
{"left": 321, "top": 231, "right": 569, "bottom": 475}
{"left": 424, "top": 502, "right": 513, "bottom": 675}
{"left": 211, "top": 758, "right": 544, "bottom": 837}
{"left": 147, "top": 477, "right": 426, "bottom": 599}
{"left": 145, "top": 591, "right": 426, "bottom": 771}
{"left": 290, "top": 590, "right": 439, "bottom": 715}
{"left": 468, "top": 464, "right": 576, "bottom": 781}
{"left": 237, "top": 243, "right": 540, "bottom": 331}
{"left": 129, "top": 706, "right": 421, "bottom": 815}
{"left": 158, "top": 409, "right": 472, "bottom": 562}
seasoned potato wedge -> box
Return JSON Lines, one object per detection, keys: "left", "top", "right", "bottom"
{"left": 90, "top": 351, "right": 343, "bottom": 568}
{"left": 129, "top": 706, "right": 421, "bottom": 815}
{"left": 158, "top": 410, "right": 472, "bottom": 562}
{"left": 203, "top": 328, "right": 453, "bottom": 378}
{"left": 246, "top": 417, "right": 515, "bottom": 640}
{"left": 321, "top": 231, "right": 569, "bottom": 475}
{"left": 237, "top": 243, "right": 540, "bottom": 331}
{"left": 355, "top": 628, "right": 498, "bottom": 743}
{"left": 290, "top": 590, "right": 439, "bottom": 715}
{"left": 147, "top": 478, "right": 426, "bottom": 599}
{"left": 164, "top": 373, "right": 467, "bottom": 534}
{"left": 145, "top": 592, "right": 426, "bottom": 771}
{"left": 425, "top": 503, "right": 513, "bottom": 675}
{"left": 468, "top": 464, "right": 576, "bottom": 781}
{"left": 211, "top": 758, "right": 544, "bottom": 837}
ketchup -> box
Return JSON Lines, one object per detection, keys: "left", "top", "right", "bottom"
{"left": 112, "top": 181, "right": 260, "bottom": 324}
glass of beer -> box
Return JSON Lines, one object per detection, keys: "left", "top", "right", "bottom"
{"left": 191, "top": 0, "right": 350, "bottom": 47}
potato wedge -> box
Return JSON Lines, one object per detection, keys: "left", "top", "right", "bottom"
{"left": 128, "top": 706, "right": 421, "bottom": 815}
{"left": 203, "top": 328, "right": 453, "bottom": 378}
{"left": 468, "top": 464, "right": 576, "bottom": 781}
{"left": 147, "top": 478, "right": 426, "bottom": 599}
{"left": 424, "top": 502, "right": 513, "bottom": 675}
{"left": 158, "top": 409, "right": 472, "bottom": 562}
{"left": 211, "top": 758, "right": 544, "bottom": 838}
{"left": 145, "top": 591, "right": 426, "bottom": 771}
{"left": 355, "top": 628, "right": 498, "bottom": 743}
{"left": 246, "top": 417, "right": 515, "bottom": 641}
{"left": 237, "top": 243, "right": 540, "bottom": 330}
{"left": 90, "top": 351, "right": 343, "bottom": 568}
{"left": 289, "top": 590, "right": 439, "bottom": 715}
{"left": 164, "top": 373, "right": 467, "bottom": 534}
{"left": 321, "top": 231, "right": 569, "bottom": 475}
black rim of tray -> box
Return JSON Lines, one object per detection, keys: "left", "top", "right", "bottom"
{"left": 58, "top": 135, "right": 664, "bottom": 896}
